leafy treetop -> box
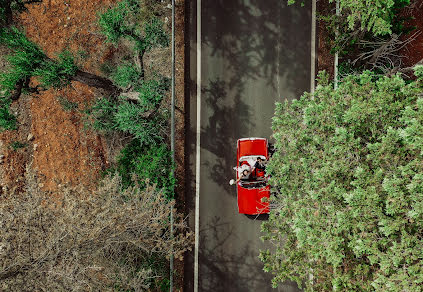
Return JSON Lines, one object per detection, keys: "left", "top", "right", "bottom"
{"left": 261, "top": 68, "right": 423, "bottom": 291}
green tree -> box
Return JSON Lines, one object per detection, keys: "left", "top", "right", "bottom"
{"left": 111, "top": 139, "right": 175, "bottom": 197}
{"left": 288, "top": 0, "right": 409, "bottom": 36}
{"left": 261, "top": 68, "right": 423, "bottom": 291}
{"left": 0, "top": 1, "right": 169, "bottom": 134}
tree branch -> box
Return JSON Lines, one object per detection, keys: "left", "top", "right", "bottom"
{"left": 71, "top": 70, "right": 121, "bottom": 96}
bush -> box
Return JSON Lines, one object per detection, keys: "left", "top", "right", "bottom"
{"left": 112, "top": 138, "right": 175, "bottom": 198}
{"left": 289, "top": 0, "right": 410, "bottom": 37}
{"left": 98, "top": 0, "right": 168, "bottom": 53}
{"left": 114, "top": 100, "right": 166, "bottom": 143}
{"left": 34, "top": 51, "right": 78, "bottom": 88}
{"left": 111, "top": 62, "right": 143, "bottom": 88}
{"left": 0, "top": 27, "right": 45, "bottom": 93}
{"left": 86, "top": 97, "right": 117, "bottom": 133}
{"left": 0, "top": 102, "right": 16, "bottom": 130}
{"left": 261, "top": 70, "right": 423, "bottom": 291}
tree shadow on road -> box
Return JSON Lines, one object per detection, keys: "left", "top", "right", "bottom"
{"left": 201, "top": 0, "right": 311, "bottom": 97}
{"left": 200, "top": 79, "right": 254, "bottom": 195}
{"left": 184, "top": 216, "right": 301, "bottom": 292}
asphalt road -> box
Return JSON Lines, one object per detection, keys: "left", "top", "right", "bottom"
{"left": 185, "top": 0, "right": 312, "bottom": 291}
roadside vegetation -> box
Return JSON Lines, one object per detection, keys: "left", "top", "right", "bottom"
{"left": 0, "top": 0, "right": 188, "bottom": 290}
{"left": 263, "top": 1, "right": 423, "bottom": 291}
{"left": 0, "top": 174, "right": 191, "bottom": 291}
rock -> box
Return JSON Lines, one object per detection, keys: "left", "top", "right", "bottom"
{"left": 27, "top": 133, "right": 34, "bottom": 141}
{"left": 38, "top": 183, "right": 44, "bottom": 188}
{"left": 33, "top": 144, "right": 38, "bottom": 151}
{"left": 167, "top": 3, "right": 172, "bottom": 9}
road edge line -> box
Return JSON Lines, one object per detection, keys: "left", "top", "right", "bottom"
{"left": 194, "top": 0, "right": 201, "bottom": 291}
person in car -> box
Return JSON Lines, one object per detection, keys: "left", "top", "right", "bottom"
{"left": 229, "top": 168, "right": 251, "bottom": 185}
{"left": 254, "top": 157, "right": 267, "bottom": 170}
{"left": 237, "top": 169, "right": 251, "bottom": 182}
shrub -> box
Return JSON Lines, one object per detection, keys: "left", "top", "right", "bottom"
{"left": 0, "top": 101, "right": 16, "bottom": 130}
{"left": 98, "top": 0, "right": 168, "bottom": 53}
{"left": 261, "top": 69, "right": 423, "bottom": 291}
{"left": 112, "top": 138, "right": 175, "bottom": 198}
{"left": 289, "top": 0, "right": 410, "bottom": 36}
{"left": 34, "top": 51, "right": 78, "bottom": 88}
{"left": 86, "top": 97, "right": 118, "bottom": 133}
{"left": 114, "top": 100, "right": 166, "bottom": 144}
{"left": 0, "top": 27, "right": 45, "bottom": 94}
{"left": 111, "top": 62, "right": 143, "bottom": 88}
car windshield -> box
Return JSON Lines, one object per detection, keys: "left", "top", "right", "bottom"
{"left": 239, "top": 180, "right": 267, "bottom": 189}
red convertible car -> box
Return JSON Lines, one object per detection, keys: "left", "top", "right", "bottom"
{"left": 230, "top": 138, "right": 271, "bottom": 215}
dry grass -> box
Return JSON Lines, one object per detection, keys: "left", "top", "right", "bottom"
{"left": 0, "top": 171, "right": 193, "bottom": 291}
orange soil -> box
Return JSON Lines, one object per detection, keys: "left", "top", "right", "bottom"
{"left": 401, "top": 2, "right": 423, "bottom": 67}
{"left": 1, "top": 0, "right": 117, "bottom": 192}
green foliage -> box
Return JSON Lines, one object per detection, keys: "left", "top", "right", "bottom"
{"left": 88, "top": 93, "right": 166, "bottom": 144}
{"left": 415, "top": 65, "right": 423, "bottom": 79}
{"left": 0, "top": 27, "right": 45, "bottom": 92}
{"left": 290, "top": 0, "right": 410, "bottom": 36}
{"left": 111, "top": 63, "right": 142, "bottom": 88}
{"left": 114, "top": 100, "right": 165, "bottom": 144}
{"left": 0, "top": 26, "right": 43, "bottom": 54}
{"left": 97, "top": 0, "right": 136, "bottom": 45}
{"left": 138, "top": 17, "right": 169, "bottom": 51}
{"left": 0, "top": 28, "right": 78, "bottom": 94}
{"left": 0, "top": 102, "right": 16, "bottom": 130}
{"left": 111, "top": 139, "right": 175, "bottom": 198}
{"left": 9, "top": 140, "right": 26, "bottom": 150}
{"left": 98, "top": 0, "right": 168, "bottom": 52}
{"left": 136, "top": 77, "right": 169, "bottom": 109}
{"left": 87, "top": 97, "right": 118, "bottom": 133}
{"left": 262, "top": 69, "right": 423, "bottom": 291}
{"left": 34, "top": 51, "right": 78, "bottom": 88}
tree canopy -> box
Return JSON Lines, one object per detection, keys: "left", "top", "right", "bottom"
{"left": 261, "top": 67, "right": 423, "bottom": 291}
{"left": 288, "top": 0, "right": 409, "bottom": 36}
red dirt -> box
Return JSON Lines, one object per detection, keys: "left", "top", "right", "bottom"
{"left": 2, "top": 0, "right": 117, "bottom": 192}
{"left": 400, "top": 1, "right": 423, "bottom": 67}
{"left": 316, "top": 0, "right": 335, "bottom": 77}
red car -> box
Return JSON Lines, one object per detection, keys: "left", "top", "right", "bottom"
{"left": 232, "top": 138, "right": 271, "bottom": 215}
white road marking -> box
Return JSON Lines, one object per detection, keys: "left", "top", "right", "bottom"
{"left": 194, "top": 0, "right": 201, "bottom": 291}
{"left": 311, "top": 0, "right": 316, "bottom": 93}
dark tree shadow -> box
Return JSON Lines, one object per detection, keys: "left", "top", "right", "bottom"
{"left": 200, "top": 79, "right": 254, "bottom": 195}
{"left": 184, "top": 216, "right": 301, "bottom": 292}
{"left": 201, "top": 0, "right": 311, "bottom": 97}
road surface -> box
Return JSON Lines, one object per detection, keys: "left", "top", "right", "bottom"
{"left": 185, "top": 0, "right": 312, "bottom": 291}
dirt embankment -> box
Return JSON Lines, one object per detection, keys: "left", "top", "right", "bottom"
{"left": 400, "top": 0, "right": 423, "bottom": 67}
{"left": 0, "top": 0, "right": 117, "bottom": 193}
